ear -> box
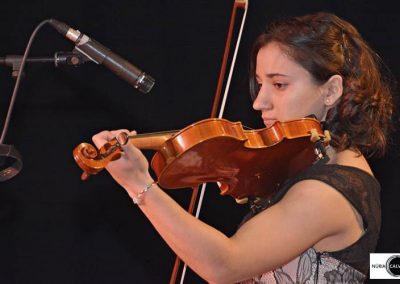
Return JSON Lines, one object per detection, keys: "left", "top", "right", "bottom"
{"left": 323, "top": 75, "right": 343, "bottom": 107}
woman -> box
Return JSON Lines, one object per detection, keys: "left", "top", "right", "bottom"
{"left": 92, "top": 12, "right": 394, "bottom": 283}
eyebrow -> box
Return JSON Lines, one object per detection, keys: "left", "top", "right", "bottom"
{"left": 267, "top": 73, "right": 290, "bottom": 78}
{"left": 256, "top": 73, "right": 290, "bottom": 79}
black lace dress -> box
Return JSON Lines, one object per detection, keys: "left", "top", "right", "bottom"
{"left": 239, "top": 163, "right": 381, "bottom": 284}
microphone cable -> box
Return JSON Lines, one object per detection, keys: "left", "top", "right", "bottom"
{"left": 0, "top": 19, "right": 51, "bottom": 182}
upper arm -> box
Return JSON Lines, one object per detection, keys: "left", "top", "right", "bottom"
{"left": 227, "top": 179, "right": 359, "bottom": 281}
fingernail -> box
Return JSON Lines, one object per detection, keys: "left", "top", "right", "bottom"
{"left": 116, "top": 132, "right": 129, "bottom": 146}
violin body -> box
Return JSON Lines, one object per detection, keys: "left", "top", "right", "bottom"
{"left": 150, "top": 118, "right": 326, "bottom": 200}
{"left": 73, "top": 117, "right": 328, "bottom": 201}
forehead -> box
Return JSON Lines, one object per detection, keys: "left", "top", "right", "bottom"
{"left": 256, "top": 42, "right": 308, "bottom": 77}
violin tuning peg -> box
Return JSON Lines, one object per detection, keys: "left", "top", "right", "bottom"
{"left": 310, "top": 128, "right": 320, "bottom": 143}
{"left": 235, "top": 197, "right": 249, "bottom": 204}
{"left": 323, "top": 130, "right": 331, "bottom": 143}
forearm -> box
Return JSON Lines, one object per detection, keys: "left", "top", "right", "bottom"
{"left": 91, "top": 133, "right": 245, "bottom": 282}
{"left": 128, "top": 182, "right": 241, "bottom": 283}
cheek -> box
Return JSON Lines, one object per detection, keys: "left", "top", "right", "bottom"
{"left": 278, "top": 91, "right": 321, "bottom": 120}
{"left": 302, "top": 93, "right": 326, "bottom": 117}
{"left": 285, "top": 98, "right": 304, "bottom": 118}
{"left": 272, "top": 95, "right": 295, "bottom": 119}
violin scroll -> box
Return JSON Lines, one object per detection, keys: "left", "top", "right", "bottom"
{"left": 73, "top": 140, "right": 122, "bottom": 180}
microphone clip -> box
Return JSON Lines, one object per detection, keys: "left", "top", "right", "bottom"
{"left": 0, "top": 51, "right": 91, "bottom": 79}
{"left": 55, "top": 50, "right": 91, "bottom": 67}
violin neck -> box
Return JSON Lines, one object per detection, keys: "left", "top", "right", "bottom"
{"left": 129, "top": 131, "right": 176, "bottom": 150}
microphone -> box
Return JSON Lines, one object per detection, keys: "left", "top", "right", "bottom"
{"left": 48, "top": 19, "right": 155, "bottom": 94}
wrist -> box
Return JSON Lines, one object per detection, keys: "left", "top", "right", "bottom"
{"left": 130, "top": 180, "right": 158, "bottom": 205}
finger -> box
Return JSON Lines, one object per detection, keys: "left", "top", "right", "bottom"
{"left": 112, "top": 130, "right": 137, "bottom": 146}
{"left": 116, "top": 132, "right": 129, "bottom": 146}
{"left": 92, "top": 130, "right": 114, "bottom": 148}
{"left": 92, "top": 129, "right": 137, "bottom": 149}
{"left": 109, "top": 129, "right": 131, "bottom": 136}
{"left": 109, "top": 130, "right": 138, "bottom": 141}
{"left": 118, "top": 138, "right": 145, "bottom": 164}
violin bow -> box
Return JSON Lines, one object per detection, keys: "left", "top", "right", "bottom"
{"left": 169, "top": 1, "right": 249, "bottom": 283}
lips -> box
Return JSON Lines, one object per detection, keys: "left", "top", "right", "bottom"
{"left": 262, "top": 119, "right": 277, "bottom": 128}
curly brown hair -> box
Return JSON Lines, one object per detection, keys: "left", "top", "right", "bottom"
{"left": 249, "top": 12, "right": 394, "bottom": 157}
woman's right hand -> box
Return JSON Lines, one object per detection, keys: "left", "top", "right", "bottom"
{"left": 92, "top": 129, "right": 155, "bottom": 198}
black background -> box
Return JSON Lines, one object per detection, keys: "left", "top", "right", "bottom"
{"left": 0, "top": 1, "right": 399, "bottom": 283}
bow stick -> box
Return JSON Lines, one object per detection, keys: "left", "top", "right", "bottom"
{"left": 169, "top": 1, "right": 249, "bottom": 283}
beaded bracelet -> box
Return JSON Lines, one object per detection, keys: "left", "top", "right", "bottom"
{"left": 132, "top": 181, "right": 158, "bottom": 205}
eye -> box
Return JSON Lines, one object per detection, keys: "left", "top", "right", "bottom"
{"left": 273, "top": 83, "right": 288, "bottom": 90}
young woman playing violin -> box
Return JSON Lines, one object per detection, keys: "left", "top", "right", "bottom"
{"left": 91, "top": 12, "right": 394, "bottom": 283}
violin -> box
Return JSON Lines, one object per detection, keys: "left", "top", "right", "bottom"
{"left": 73, "top": 117, "right": 330, "bottom": 202}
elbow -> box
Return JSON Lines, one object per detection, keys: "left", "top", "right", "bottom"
{"left": 200, "top": 265, "right": 244, "bottom": 284}
{"left": 190, "top": 242, "right": 248, "bottom": 283}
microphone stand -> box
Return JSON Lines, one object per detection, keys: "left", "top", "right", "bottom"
{"left": 0, "top": 48, "right": 90, "bottom": 181}
{"left": 0, "top": 51, "right": 90, "bottom": 78}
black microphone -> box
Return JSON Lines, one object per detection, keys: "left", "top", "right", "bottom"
{"left": 49, "top": 19, "right": 155, "bottom": 94}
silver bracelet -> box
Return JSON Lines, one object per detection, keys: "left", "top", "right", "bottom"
{"left": 132, "top": 181, "right": 157, "bottom": 205}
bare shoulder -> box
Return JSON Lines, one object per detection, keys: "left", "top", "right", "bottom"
{"left": 278, "top": 179, "right": 352, "bottom": 233}
{"left": 277, "top": 171, "right": 364, "bottom": 251}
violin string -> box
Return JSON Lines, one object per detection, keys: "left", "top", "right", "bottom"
{"left": 100, "top": 146, "right": 117, "bottom": 158}
{"left": 127, "top": 129, "right": 177, "bottom": 139}
{"left": 102, "top": 130, "right": 175, "bottom": 158}
{"left": 104, "top": 123, "right": 252, "bottom": 161}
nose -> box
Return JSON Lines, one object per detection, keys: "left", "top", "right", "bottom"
{"left": 252, "top": 86, "right": 272, "bottom": 111}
